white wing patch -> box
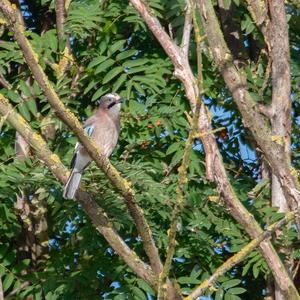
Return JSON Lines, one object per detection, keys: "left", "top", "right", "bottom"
{"left": 85, "top": 125, "right": 94, "bottom": 136}
{"left": 74, "top": 125, "right": 94, "bottom": 152}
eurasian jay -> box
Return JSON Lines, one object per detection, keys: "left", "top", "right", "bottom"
{"left": 63, "top": 93, "right": 122, "bottom": 199}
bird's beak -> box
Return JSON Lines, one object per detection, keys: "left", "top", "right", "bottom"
{"left": 117, "top": 97, "right": 123, "bottom": 104}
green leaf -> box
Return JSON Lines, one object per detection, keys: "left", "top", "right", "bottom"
{"left": 133, "top": 81, "right": 145, "bottom": 96}
{"left": 177, "top": 276, "right": 200, "bottom": 284}
{"left": 84, "top": 79, "right": 97, "bottom": 95}
{"left": 25, "top": 99, "right": 38, "bottom": 116}
{"left": 19, "top": 80, "right": 31, "bottom": 97}
{"left": 223, "top": 0, "right": 231, "bottom": 9}
{"left": 18, "top": 103, "right": 31, "bottom": 121}
{"left": 112, "top": 73, "right": 127, "bottom": 92}
{"left": 7, "top": 90, "right": 20, "bottom": 103}
{"left": 87, "top": 56, "right": 107, "bottom": 69}
{"left": 43, "top": 29, "right": 57, "bottom": 51}
{"left": 94, "top": 59, "right": 115, "bottom": 74}
{"left": 92, "top": 86, "right": 110, "bottom": 101}
{"left": 166, "top": 142, "right": 182, "bottom": 155}
{"left": 245, "top": 22, "right": 255, "bottom": 34}
{"left": 131, "top": 286, "right": 146, "bottom": 300}
{"left": 116, "top": 49, "right": 138, "bottom": 61}
{"left": 12, "top": 259, "right": 31, "bottom": 273}
{"left": 252, "top": 262, "right": 260, "bottom": 278}
{"left": 0, "top": 265, "right": 5, "bottom": 276}
{"left": 126, "top": 79, "right": 133, "bottom": 100}
{"left": 242, "top": 262, "right": 250, "bottom": 276}
{"left": 3, "top": 273, "right": 14, "bottom": 292}
{"left": 126, "top": 65, "right": 150, "bottom": 74}
{"left": 102, "top": 66, "right": 124, "bottom": 84}
{"left": 216, "top": 288, "right": 224, "bottom": 300}
{"left": 227, "top": 287, "right": 246, "bottom": 295}
{"left": 128, "top": 100, "right": 146, "bottom": 115}
{"left": 0, "top": 245, "right": 8, "bottom": 259}
{"left": 136, "top": 279, "right": 155, "bottom": 296}
{"left": 123, "top": 59, "right": 148, "bottom": 68}
{"left": 221, "top": 279, "right": 241, "bottom": 289}
{"left": 225, "top": 294, "right": 241, "bottom": 300}
{"left": 108, "top": 40, "right": 126, "bottom": 55}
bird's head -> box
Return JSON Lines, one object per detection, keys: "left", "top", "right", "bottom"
{"left": 99, "top": 93, "right": 122, "bottom": 115}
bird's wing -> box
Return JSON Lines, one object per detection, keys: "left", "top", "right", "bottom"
{"left": 73, "top": 124, "right": 95, "bottom": 152}
{"left": 70, "top": 123, "right": 94, "bottom": 170}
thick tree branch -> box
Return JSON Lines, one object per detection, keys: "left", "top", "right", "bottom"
{"left": 0, "top": 0, "right": 162, "bottom": 277}
{"left": 186, "top": 206, "right": 300, "bottom": 300}
{"left": 0, "top": 94, "right": 157, "bottom": 288}
{"left": 267, "top": 0, "right": 292, "bottom": 209}
{"left": 197, "top": 0, "right": 300, "bottom": 213}
{"left": 266, "top": 2, "right": 293, "bottom": 298}
{"left": 129, "top": 0, "right": 300, "bottom": 298}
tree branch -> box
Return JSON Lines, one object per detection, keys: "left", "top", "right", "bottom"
{"left": 267, "top": 0, "right": 292, "bottom": 209}
{"left": 129, "top": 0, "right": 300, "bottom": 298}
{"left": 55, "top": 0, "right": 65, "bottom": 48}
{"left": 197, "top": 0, "right": 300, "bottom": 215}
{"left": 245, "top": 0, "right": 269, "bottom": 26}
{"left": 186, "top": 206, "right": 300, "bottom": 300}
{"left": 55, "top": 0, "right": 73, "bottom": 77}
{"left": 0, "top": 0, "right": 162, "bottom": 277}
{"left": 158, "top": 102, "right": 201, "bottom": 299}
{"left": 0, "top": 93, "right": 158, "bottom": 288}
{"left": 181, "top": 1, "right": 192, "bottom": 58}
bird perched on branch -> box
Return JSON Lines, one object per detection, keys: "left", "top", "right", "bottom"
{"left": 63, "top": 93, "right": 122, "bottom": 199}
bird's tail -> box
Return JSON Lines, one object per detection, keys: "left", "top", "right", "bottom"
{"left": 63, "top": 170, "right": 82, "bottom": 199}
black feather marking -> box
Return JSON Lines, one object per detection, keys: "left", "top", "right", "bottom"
{"left": 70, "top": 153, "right": 77, "bottom": 169}
{"left": 107, "top": 101, "right": 116, "bottom": 109}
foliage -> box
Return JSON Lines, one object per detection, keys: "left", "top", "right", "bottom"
{"left": 0, "top": 0, "right": 299, "bottom": 299}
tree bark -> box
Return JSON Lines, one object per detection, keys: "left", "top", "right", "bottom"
{"left": 266, "top": 1, "right": 292, "bottom": 299}
{"left": 129, "top": 0, "right": 299, "bottom": 298}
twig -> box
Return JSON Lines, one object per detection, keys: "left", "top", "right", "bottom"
{"left": 186, "top": 206, "right": 300, "bottom": 299}
{"left": 0, "top": 0, "right": 162, "bottom": 277}
{"left": 158, "top": 102, "right": 201, "bottom": 299}
{"left": 181, "top": 1, "right": 192, "bottom": 58}
{"left": 0, "top": 94, "right": 157, "bottom": 288}
{"left": 192, "top": 1, "right": 203, "bottom": 91}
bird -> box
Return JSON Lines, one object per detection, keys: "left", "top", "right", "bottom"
{"left": 63, "top": 92, "right": 122, "bottom": 199}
